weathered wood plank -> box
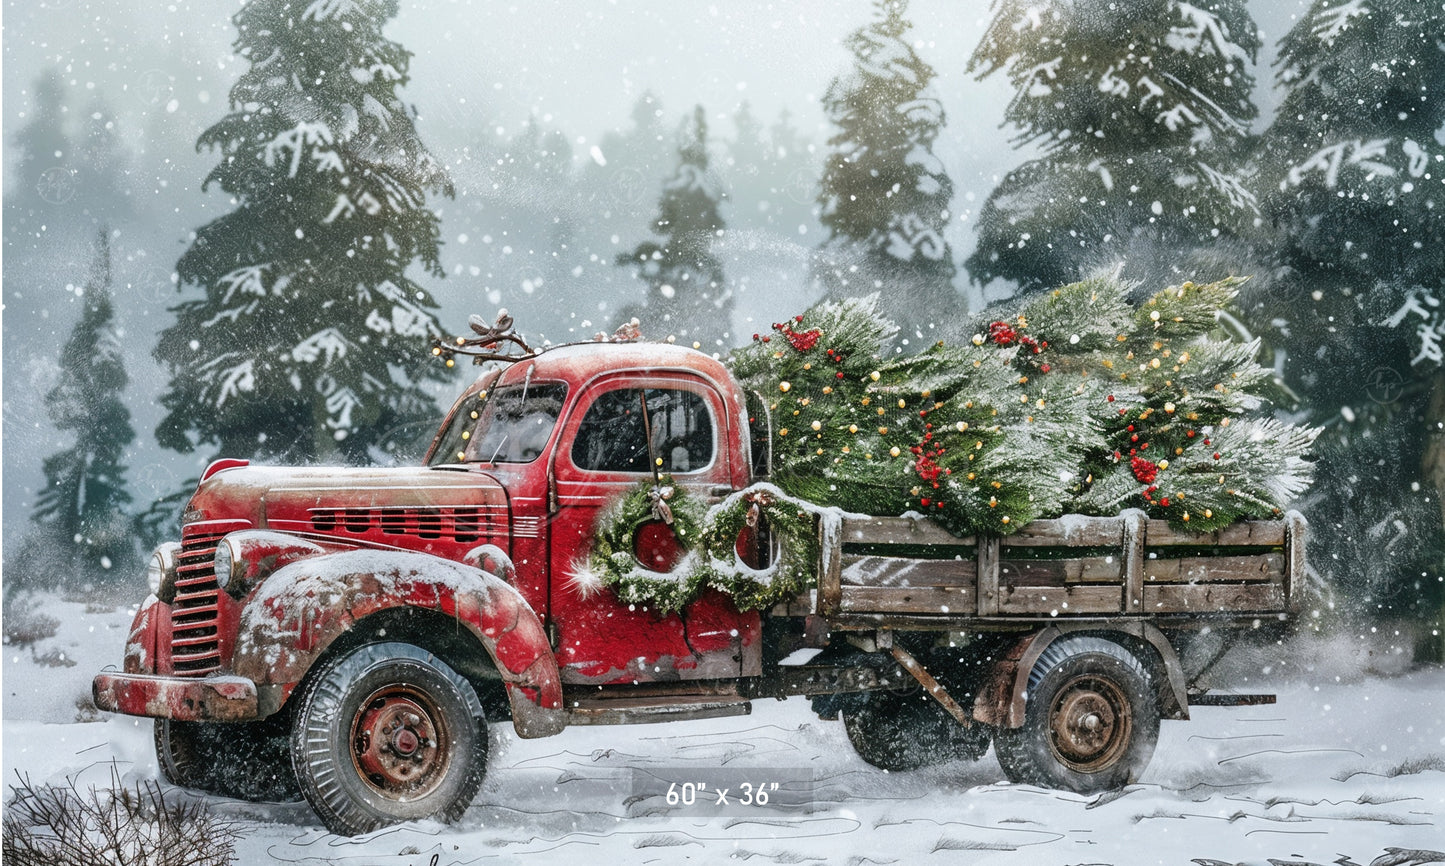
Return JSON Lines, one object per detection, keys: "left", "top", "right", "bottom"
{"left": 841, "top": 555, "right": 978, "bottom": 588}
{"left": 997, "top": 584, "right": 1122, "bottom": 615}
{"left": 1124, "top": 509, "right": 1146, "bottom": 614}
{"left": 1145, "top": 519, "right": 1286, "bottom": 547}
{"left": 841, "top": 516, "right": 975, "bottom": 547}
{"left": 1285, "top": 510, "right": 1307, "bottom": 611}
{"left": 977, "top": 537, "right": 1000, "bottom": 616}
{"left": 1143, "top": 553, "right": 1285, "bottom": 584}
{"left": 819, "top": 518, "right": 842, "bottom": 616}
{"left": 1142, "top": 582, "right": 1287, "bottom": 613}
{"left": 999, "top": 516, "right": 1125, "bottom": 547}
{"left": 999, "top": 557, "right": 1122, "bottom": 587}
{"left": 840, "top": 585, "right": 976, "bottom": 615}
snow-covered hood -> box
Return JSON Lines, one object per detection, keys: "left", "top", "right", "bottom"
{"left": 185, "top": 464, "right": 511, "bottom": 554}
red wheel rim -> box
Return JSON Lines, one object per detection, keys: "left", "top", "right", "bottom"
{"left": 349, "top": 685, "right": 451, "bottom": 801}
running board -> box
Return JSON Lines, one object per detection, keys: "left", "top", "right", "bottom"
{"left": 1188, "top": 692, "right": 1276, "bottom": 707}
{"left": 566, "top": 695, "right": 752, "bottom": 726}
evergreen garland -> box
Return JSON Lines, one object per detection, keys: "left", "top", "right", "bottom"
{"left": 582, "top": 478, "right": 823, "bottom": 614}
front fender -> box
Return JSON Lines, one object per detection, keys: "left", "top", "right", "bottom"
{"left": 232, "top": 549, "right": 565, "bottom": 738}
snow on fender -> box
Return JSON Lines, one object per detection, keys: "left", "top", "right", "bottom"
{"left": 231, "top": 549, "right": 565, "bottom": 738}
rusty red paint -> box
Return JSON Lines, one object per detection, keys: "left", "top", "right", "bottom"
{"left": 123, "top": 601, "right": 160, "bottom": 675}
{"left": 92, "top": 672, "right": 257, "bottom": 722}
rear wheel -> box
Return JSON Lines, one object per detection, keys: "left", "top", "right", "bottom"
{"left": 155, "top": 717, "right": 301, "bottom": 802}
{"left": 290, "top": 642, "right": 488, "bottom": 836}
{"left": 844, "top": 689, "right": 987, "bottom": 770}
{"left": 994, "top": 637, "right": 1159, "bottom": 792}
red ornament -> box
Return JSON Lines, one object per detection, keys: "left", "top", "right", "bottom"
{"left": 1107, "top": 395, "right": 1116, "bottom": 402}
{"left": 987, "top": 321, "right": 1017, "bottom": 346}
{"left": 835, "top": 371, "right": 845, "bottom": 379}
{"left": 1213, "top": 452, "right": 1221, "bottom": 460}
{"left": 1131, "top": 457, "right": 1159, "bottom": 484}
{"left": 1160, "top": 497, "right": 1170, "bottom": 507}
{"left": 1040, "top": 363, "right": 1051, "bottom": 373}
{"left": 920, "top": 497, "right": 931, "bottom": 507}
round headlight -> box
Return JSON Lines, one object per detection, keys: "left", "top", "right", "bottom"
{"left": 148, "top": 543, "right": 181, "bottom": 603}
{"left": 213, "top": 538, "right": 236, "bottom": 590}
{"left": 146, "top": 552, "right": 165, "bottom": 595}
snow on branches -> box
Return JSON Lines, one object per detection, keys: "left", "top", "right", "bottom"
{"left": 732, "top": 277, "right": 1319, "bottom": 535}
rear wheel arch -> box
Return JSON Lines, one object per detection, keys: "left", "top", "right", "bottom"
{"left": 981, "top": 624, "right": 1187, "bottom": 729}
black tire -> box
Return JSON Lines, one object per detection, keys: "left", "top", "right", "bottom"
{"left": 994, "top": 637, "right": 1160, "bottom": 793}
{"left": 154, "top": 717, "right": 302, "bottom": 802}
{"left": 290, "top": 642, "right": 488, "bottom": 836}
{"left": 844, "top": 689, "right": 985, "bottom": 771}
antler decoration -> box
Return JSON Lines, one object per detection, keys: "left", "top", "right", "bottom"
{"left": 432, "top": 308, "right": 539, "bottom": 366}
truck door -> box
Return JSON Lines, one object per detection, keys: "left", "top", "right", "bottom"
{"left": 549, "top": 373, "right": 761, "bottom": 685}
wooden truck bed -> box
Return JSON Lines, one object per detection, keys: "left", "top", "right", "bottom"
{"left": 798, "top": 509, "right": 1306, "bottom": 629}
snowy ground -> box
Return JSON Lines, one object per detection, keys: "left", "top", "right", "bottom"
{"left": 4, "top": 596, "right": 1443, "bottom": 865}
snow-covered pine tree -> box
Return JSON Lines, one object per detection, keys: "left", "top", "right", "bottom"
{"left": 154, "top": 0, "right": 453, "bottom": 465}
{"left": 22, "top": 230, "right": 137, "bottom": 585}
{"left": 5, "top": 70, "right": 72, "bottom": 248}
{"left": 815, "top": 0, "right": 958, "bottom": 339}
{"left": 1259, "top": 0, "right": 1445, "bottom": 618}
{"left": 615, "top": 105, "right": 733, "bottom": 346}
{"left": 967, "top": 0, "right": 1261, "bottom": 293}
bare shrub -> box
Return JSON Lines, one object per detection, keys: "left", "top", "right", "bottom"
{"left": 2, "top": 595, "right": 60, "bottom": 649}
{"left": 2, "top": 767, "right": 241, "bottom": 866}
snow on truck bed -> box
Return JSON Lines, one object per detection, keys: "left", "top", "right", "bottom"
{"left": 4, "top": 594, "right": 1442, "bottom": 864}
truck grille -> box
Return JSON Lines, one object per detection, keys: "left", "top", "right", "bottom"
{"left": 171, "top": 523, "right": 245, "bottom": 676}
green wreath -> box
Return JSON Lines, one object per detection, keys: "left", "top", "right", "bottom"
{"left": 585, "top": 476, "right": 708, "bottom": 612}
{"left": 584, "top": 478, "right": 823, "bottom": 614}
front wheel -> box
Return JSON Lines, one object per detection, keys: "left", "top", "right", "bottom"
{"left": 155, "top": 717, "right": 301, "bottom": 802}
{"left": 994, "top": 637, "right": 1159, "bottom": 793}
{"left": 290, "top": 642, "right": 488, "bottom": 836}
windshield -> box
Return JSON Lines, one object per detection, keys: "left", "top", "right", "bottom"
{"left": 463, "top": 382, "right": 568, "bottom": 464}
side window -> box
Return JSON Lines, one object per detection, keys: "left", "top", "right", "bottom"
{"left": 571, "top": 388, "right": 715, "bottom": 474}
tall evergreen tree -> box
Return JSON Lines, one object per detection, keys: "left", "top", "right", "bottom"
{"left": 1259, "top": 0, "right": 1445, "bottom": 618}
{"left": 968, "top": 0, "right": 1260, "bottom": 293}
{"left": 20, "top": 230, "right": 137, "bottom": 584}
{"left": 154, "top": 0, "right": 453, "bottom": 465}
{"left": 816, "top": 0, "right": 958, "bottom": 338}
{"left": 7, "top": 70, "right": 73, "bottom": 238}
{"left": 615, "top": 106, "right": 732, "bottom": 345}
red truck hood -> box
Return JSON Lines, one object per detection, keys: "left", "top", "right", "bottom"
{"left": 185, "top": 464, "right": 511, "bottom": 555}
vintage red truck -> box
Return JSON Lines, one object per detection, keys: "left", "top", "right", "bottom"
{"left": 94, "top": 338, "right": 1306, "bottom": 836}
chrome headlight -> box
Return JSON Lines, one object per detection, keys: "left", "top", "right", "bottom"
{"left": 148, "top": 542, "right": 181, "bottom": 602}
{"left": 213, "top": 537, "right": 238, "bottom": 591}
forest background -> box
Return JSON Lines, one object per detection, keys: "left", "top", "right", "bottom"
{"left": 3, "top": 0, "right": 1442, "bottom": 649}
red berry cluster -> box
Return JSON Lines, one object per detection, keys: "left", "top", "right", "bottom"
{"left": 988, "top": 321, "right": 1017, "bottom": 345}
{"left": 910, "top": 417, "right": 950, "bottom": 509}
{"left": 1130, "top": 457, "right": 1158, "bottom": 484}
{"left": 755, "top": 316, "right": 827, "bottom": 354}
